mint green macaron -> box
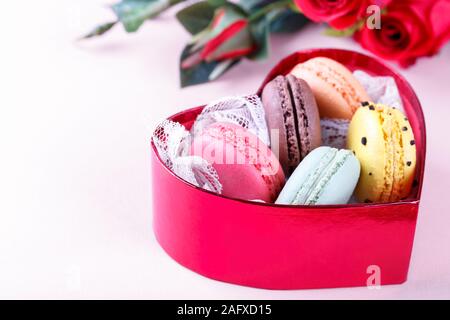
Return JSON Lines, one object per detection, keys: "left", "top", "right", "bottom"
{"left": 276, "top": 146, "right": 360, "bottom": 205}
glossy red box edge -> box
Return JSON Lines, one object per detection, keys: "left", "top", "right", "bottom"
{"left": 150, "top": 49, "right": 426, "bottom": 290}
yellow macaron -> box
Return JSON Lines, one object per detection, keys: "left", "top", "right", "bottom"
{"left": 347, "top": 102, "right": 416, "bottom": 203}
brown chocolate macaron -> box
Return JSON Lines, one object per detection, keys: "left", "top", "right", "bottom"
{"left": 261, "top": 75, "right": 321, "bottom": 175}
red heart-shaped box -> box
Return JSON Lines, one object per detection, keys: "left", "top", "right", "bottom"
{"left": 150, "top": 49, "right": 426, "bottom": 290}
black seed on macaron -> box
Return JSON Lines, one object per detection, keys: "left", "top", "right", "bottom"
{"left": 361, "top": 137, "right": 367, "bottom": 145}
{"left": 364, "top": 199, "right": 373, "bottom": 203}
{"left": 369, "top": 105, "right": 375, "bottom": 110}
{"left": 369, "top": 172, "right": 373, "bottom": 176}
{"left": 361, "top": 101, "right": 369, "bottom": 107}
{"left": 410, "top": 140, "right": 415, "bottom": 145}
{"left": 406, "top": 161, "right": 412, "bottom": 166}
{"left": 402, "top": 126, "right": 408, "bottom": 131}
{"left": 352, "top": 150, "right": 356, "bottom": 155}
{"left": 404, "top": 117, "right": 408, "bottom": 121}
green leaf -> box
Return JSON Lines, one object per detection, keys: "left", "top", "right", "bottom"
{"left": 176, "top": 1, "right": 248, "bottom": 36}
{"left": 209, "top": 59, "right": 236, "bottom": 81}
{"left": 223, "top": 2, "right": 251, "bottom": 16}
{"left": 176, "top": 1, "right": 216, "bottom": 35}
{"left": 248, "top": 16, "right": 269, "bottom": 61}
{"left": 238, "top": 0, "right": 268, "bottom": 12}
{"left": 207, "top": 0, "right": 227, "bottom": 7}
{"left": 288, "top": 1, "right": 301, "bottom": 12}
{"left": 81, "top": 21, "right": 117, "bottom": 39}
{"left": 179, "top": 44, "right": 240, "bottom": 87}
{"left": 324, "top": 27, "right": 355, "bottom": 37}
{"left": 269, "top": 10, "right": 309, "bottom": 33}
{"left": 112, "top": 0, "right": 171, "bottom": 33}
{"left": 324, "top": 20, "right": 363, "bottom": 37}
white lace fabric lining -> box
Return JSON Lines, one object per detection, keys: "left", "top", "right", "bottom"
{"left": 191, "top": 94, "right": 270, "bottom": 147}
{"left": 152, "top": 95, "right": 269, "bottom": 194}
{"left": 152, "top": 119, "right": 222, "bottom": 193}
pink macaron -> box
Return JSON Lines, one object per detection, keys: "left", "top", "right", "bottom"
{"left": 190, "top": 122, "right": 285, "bottom": 202}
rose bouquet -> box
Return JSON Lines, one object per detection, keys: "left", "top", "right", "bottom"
{"left": 85, "top": 0, "right": 450, "bottom": 86}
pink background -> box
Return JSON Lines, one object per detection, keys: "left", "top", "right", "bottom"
{"left": 1, "top": 0, "right": 449, "bottom": 299}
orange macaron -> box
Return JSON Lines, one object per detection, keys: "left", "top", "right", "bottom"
{"left": 290, "top": 57, "right": 370, "bottom": 119}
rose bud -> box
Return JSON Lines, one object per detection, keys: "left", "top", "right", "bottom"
{"left": 181, "top": 6, "right": 256, "bottom": 69}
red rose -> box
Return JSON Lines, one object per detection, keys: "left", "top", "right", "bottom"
{"left": 429, "top": 0, "right": 450, "bottom": 51}
{"left": 355, "top": 0, "right": 450, "bottom": 67}
{"left": 294, "top": 0, "right": 372, "bottom": 29}
{"left": 181, "top": 7, "right": 255, "bottom": 69}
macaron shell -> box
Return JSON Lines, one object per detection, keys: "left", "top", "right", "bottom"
{"left": 291, "top": 65, "right": 353, "bottom": 119}
{"left": 261, "top": 75, "right": 322, "bottom": 174}
{"left": 261, "top": 75, "right": 295, "bottom": 174}
{"left": 312, "top": 150, "right": 360, "bottom": 205}
{"left": 275, "top": 147, "right": 331, "bottom": 205}
{"left": 290, "top": 57, "right": 370, "bottom": 119}
{"left": 286, "top": 75, "right": 322, "bottom": 159}
{"left": 347, "top": 103, "right": 416, "bottom": 203}
{"left": 347, "top": 105, "right": 386, "bottom": 202}
{"left": 392, "top": 109, "right": 416, "bottom": 199}
{"left": 275, "top": 146, "right": 360, "bottom": 205}
{"left": 190, "top": 122, "right": 285, "bottom": 202}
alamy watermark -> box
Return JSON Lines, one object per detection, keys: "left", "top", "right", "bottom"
{"left": 191, "top": 127, "right": 282, "bottom": 175}
{"left": 366, "top": 5, "right": 382, "bottom": 30}
{"left": 366, "top": 264, "right": 381, "bottom": 289}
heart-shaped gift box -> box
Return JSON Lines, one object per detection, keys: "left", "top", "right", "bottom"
{"left": 150, "top": 49, "right": 426, "bottom": 290}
